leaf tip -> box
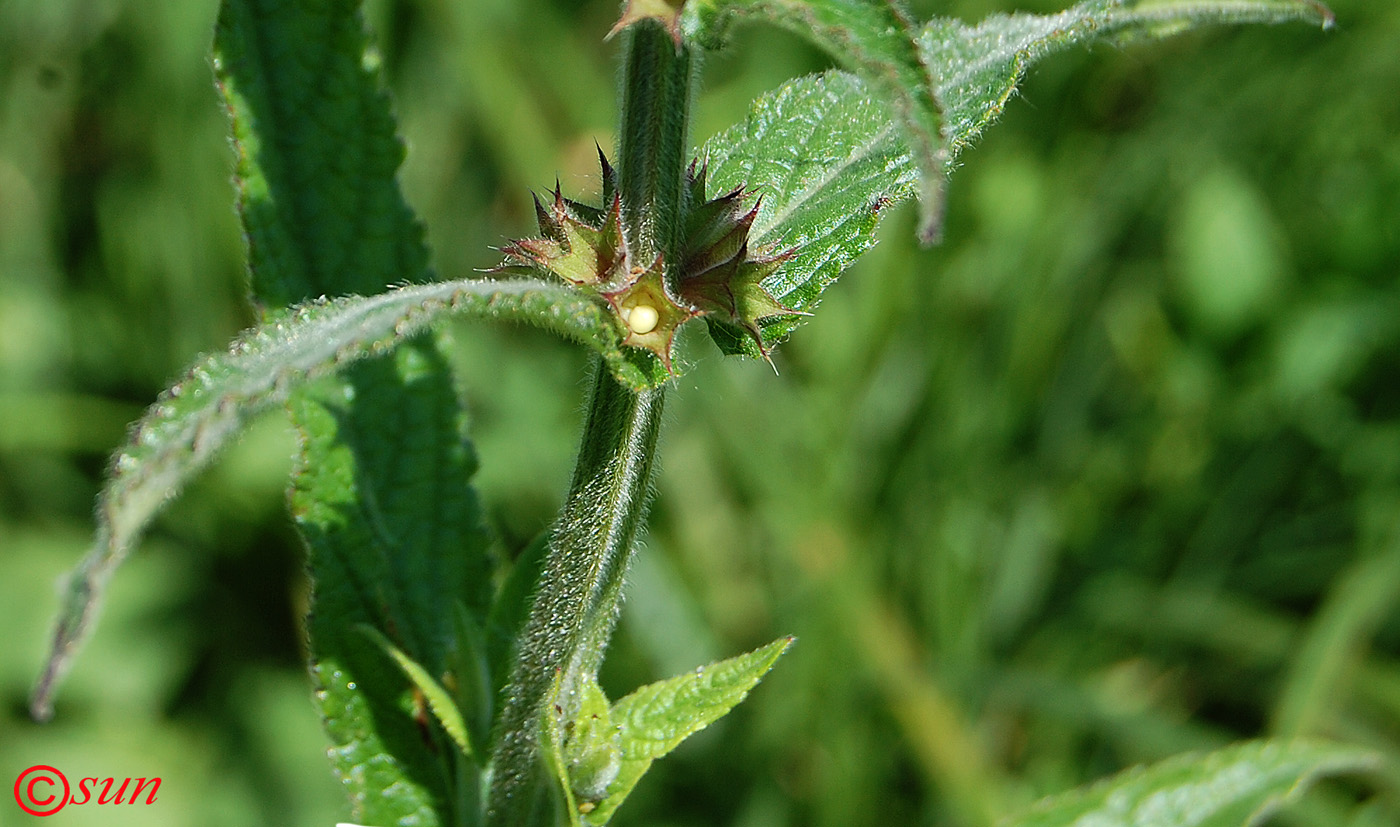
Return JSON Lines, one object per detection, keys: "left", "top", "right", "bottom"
{"left": 29, "top": 687, "right": 56, "bottom": 723}
{"left": 1315, "top": 3, "right": 1337, "bottom": 30}
{"left": 913, "top": 141, "right": 950, "bottom": 246}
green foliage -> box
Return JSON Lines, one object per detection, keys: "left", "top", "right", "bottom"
{"left": 27, "top": 277, "right": 650, "bottom": 720}
{"left": 219, "top": 0, "right": 492, "bottom": 823}
{"left": 700, "top": 0, "right": 1335, "bottom": 355}
{"left": 12, "top": 0, "right": 1393, "bottom": 826}
{"left": 588, "top": 636, "right": 793, "bottom": 824}
{"left": 538, "top": 638, "right": 792, "bottom": 826}
{"left": 687, "top": 0, "right": 950, "bottom": 243}
{"left": 1006, "top": 740, "right": 1380, "bottom": 827}
{"left": 215, "top": 0, "right": 431, "bottom": 308}
{"left": 360, "top": 624, "right": 476, "bottom": 758}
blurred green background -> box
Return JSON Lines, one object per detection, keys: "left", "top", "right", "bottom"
{"left": 3, "top": 0, "right": 1399, "bottom": 824}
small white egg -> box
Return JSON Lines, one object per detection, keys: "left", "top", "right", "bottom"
{"left": 627, "top": 304, "right": 660, "bottom": 335}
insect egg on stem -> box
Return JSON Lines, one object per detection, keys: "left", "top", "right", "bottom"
{"left": 627, "top": 304, "right": 659, "bottom": 335}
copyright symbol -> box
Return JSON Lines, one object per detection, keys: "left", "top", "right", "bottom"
{"left": 14, "top": 765, "right": 69, "bottom": 816}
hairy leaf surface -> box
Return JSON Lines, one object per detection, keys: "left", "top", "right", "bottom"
{"left": 1008, "top": 740, "right": 1378, "bottom": 827}
{"left": 700, "top": 0, "right": 1331, "bottom": 355}
{"left": 30, "top": 276, "right": 631, "bottom": 723}
{"left": 215, "top": 0, "right": 429, "bottom": 307}
{"left": 687, "top": 0, "right": 948, "bottom": 242}
{"left": 220, "top": 0, "right": 485, "bottom": 823}
{"left": 583, "top": 637, "right": 793, "bottom": 824}
{"left": 293, "top": 340, "right": 488, "bottom": 826}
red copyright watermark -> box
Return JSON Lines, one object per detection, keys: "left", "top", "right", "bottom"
{"left": 14, "top": 765, "right": 160, "bottom": 816}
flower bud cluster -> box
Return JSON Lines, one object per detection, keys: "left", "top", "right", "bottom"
{"left": 497, "top": 151, "right": 799, "bottom": 372}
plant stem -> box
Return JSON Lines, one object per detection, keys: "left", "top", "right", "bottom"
{"left": 485, "top": 368, "right": 663, "bottom": 825}
{"left": 618, "top": 22, "right": 695, "bottom": 264}
{"left": 484, "top": 21, "right": 696, "bottom": 826}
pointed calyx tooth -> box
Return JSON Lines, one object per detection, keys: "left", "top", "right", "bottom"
{"left": 496, "top": 183, "right": 629, "bottom": 288}
{"left": 495, "top": 152, "right": 803, "bottom": 377}
{"left": 675, "top": 161, "right": 803, "bottom": 356}
{"left": 607, "top": 0, "right": 686, "bottom": 46}
{"left": 495, "top": 151, "right": 694, "bottom": 372}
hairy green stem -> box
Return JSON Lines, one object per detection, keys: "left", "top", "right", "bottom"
{"left": 618, "top": 22, "right": 696, "bottom": 264}
{"left": 484, "top": 21, "right": 696, "bottom": 826}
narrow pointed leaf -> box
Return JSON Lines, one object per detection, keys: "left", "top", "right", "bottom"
{"left": 295, "top": 339, "right": 488, "bottom": 827}
{"left": 451, "top": 604, "right": 496, "bottom": 761}
{"left": 687, "top": 0, "right": 948, "bottom": 242}
{"left": 360, "top": 625, "right": 475, "bottom": 759}
{"left": 217, "top": 1, "right": 489, "bottom": 824}
{"left": 924, "top": 0, "right": 1335, "bottom": 161}
{"left": 29, "top": 276, "right": 643, "bottom": 722}
{"left": 700, "top": 0, "right": 1332, "bottom": 355}
{"left": 1007, "top": 740, "right": 1379, "bottom": 827}
{"left": 584, "top": 636, "right": 794, "bottom": 824}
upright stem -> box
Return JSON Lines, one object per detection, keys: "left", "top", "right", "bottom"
{"left": 484, "top": 21, "right": 697, "bottom": 827}
{"left": 485, "top": 369, "right": 663, "bottom": 826}
{"left": 618, "top": 23, "right": 695, "bottom": 264}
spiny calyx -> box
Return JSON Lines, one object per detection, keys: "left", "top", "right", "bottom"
{"left": 498, "top": 152, "right": 800, "bottom": 374}
{"left": 675, "top": 160, "right": 803, "bottom": 358}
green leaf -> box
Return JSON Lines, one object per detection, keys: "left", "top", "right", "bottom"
{"left": 28, "top": 276, "right": 647, "bottom": 722}
{"left": 215, "top": 1, "right": 493, "bottom": 825}
{"left": 539, "top": 671, "right": 585, "bottom": 827}
{"left": 294, "top": 339, "right": 491, "bottom": 827}
{"left": 1006, "top": 740, "right": 1379, "bottom": 827}
{"left": 923, "top": 0, "right": 1335, "bottom": 162}
{"left": 360, "top": 624, "right": 475, "bottom": 759}
{"left": 699, "top": 0, "right": 1333, "bottom": 356}
{"left": 687, "top": 0, "right": 948, "bottom": 243}
{"left": 214, "top": 0, "right": 430, "bottom": 308}
{"left": 700, "top": 70, "right": 917, "bottom": 355}
{"left": 582, "top": 636, "right": 794, "bottom": 825}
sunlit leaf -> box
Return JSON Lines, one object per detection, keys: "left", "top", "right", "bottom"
{"left": 360, "top": 624, "right": 475, "bottom": 758}
{"left": 687, "top": 0, "right": 948, "bottom": 242}
{"left": 583, "top": 637, "right": 793, "bottom": 824}
{"left": 700, "top": 0, "right": 1333, "bottom": 355}
{"left": 1007, "top": 739, "right": 1379, "bottom": 827}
